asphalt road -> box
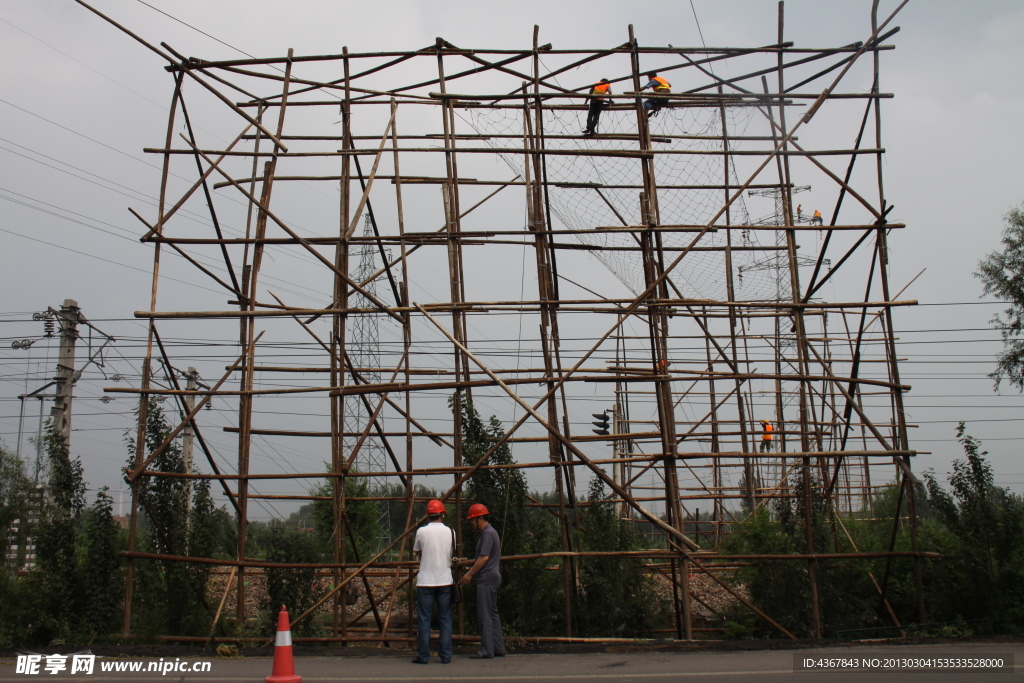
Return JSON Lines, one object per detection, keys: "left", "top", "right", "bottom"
{"left": 1, "top": 642, "right": 1020, "bottom": 682}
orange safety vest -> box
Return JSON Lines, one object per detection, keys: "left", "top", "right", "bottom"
{"left": 651, "top": 76, "right": 671, "bottom": 91}
{"left": 813, "top": 210, "right": 821, "bottom": 218}
{"left": 762, "top": 423, "right": 773, "bottom": 441}
{"left": 591, "top": 82, "right": 611, "bottom": 98}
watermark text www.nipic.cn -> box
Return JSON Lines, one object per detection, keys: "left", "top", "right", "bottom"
{"left": 15, "top": 655, "right": 213, "bottom": 676}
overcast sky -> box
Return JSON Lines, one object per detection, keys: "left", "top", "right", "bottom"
{"left": 1, "top": 0, "right": 1023, "bottom": 517}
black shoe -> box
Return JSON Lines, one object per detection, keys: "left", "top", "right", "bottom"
{"left": 441, "top": 659, "right": 451, "bottom": 664}
{"left": 469, "top": 653, "right": 493, "bottom": 659}
{"left": 494, "top": 653, "right": 506, "bottom": 657}
{"left": 412, "top": 658, "right": 428, "bottom": 664}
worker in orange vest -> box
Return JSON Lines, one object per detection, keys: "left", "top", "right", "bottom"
{"left": 583, "top": 79, "right": 611, "bottom": 137}
{"left": 640, "top": 72, "right": 671, "bottom": 118}
{"left": 760, "top": 419, "right": 774, "bottom": 453}
{"left": 811, "top": 209, "right": 822, "bottom": 226}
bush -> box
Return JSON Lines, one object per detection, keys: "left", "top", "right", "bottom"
{"left": 263, "top": 524, "right": 325, "bottom": 636}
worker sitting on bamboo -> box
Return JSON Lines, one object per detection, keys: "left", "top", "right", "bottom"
{"left": 760, "top": 419, "right": 774, "bottom": 453}
{"left": 640, "top": 72, "right": 671, "bottom": 118}
{"left": 583, "top": 79, "right": 611, "bottom": 137}
{"left": 811, "top": 209, "right": 823, "bottom": 226}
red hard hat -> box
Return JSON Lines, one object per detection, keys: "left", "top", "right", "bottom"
{"left": 467, "top": 503, "right": 489, "bottom": 519}
{"left": 426, "top": 499, "right": 445, "bottom": 514}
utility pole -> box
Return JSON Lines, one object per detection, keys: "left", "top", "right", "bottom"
{"left": 51, "top": 299, "right": 80, "bottom": 448}
{"left": 182, "top": 367, "right": 198, "bottom": 515}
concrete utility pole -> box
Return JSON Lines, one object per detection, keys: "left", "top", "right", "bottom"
{"left": 182, "top": 366, "right": 198, "bottom": 514}
{"left": 51, "top": 299, "right": 80, "bottom": 447}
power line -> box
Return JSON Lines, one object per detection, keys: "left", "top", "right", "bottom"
{"left": 0, "top": 17, "right": 165, "bottom": 110}
{"left": 134, "top": 0, "right": 256, "bottom": 59}
{"left": 0, "top": 225, "right": 221, "bottom": 294}
{"left": 0, "top": 98, "right": 166, "bottom": 172}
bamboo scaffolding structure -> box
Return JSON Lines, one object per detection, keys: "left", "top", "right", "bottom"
{"left": 93, "top": 7, "right": 921, "bottom": 645}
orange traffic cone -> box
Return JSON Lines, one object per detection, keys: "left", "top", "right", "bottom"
{"left": 266, "top": 605, "right": 301, "bottom": 683}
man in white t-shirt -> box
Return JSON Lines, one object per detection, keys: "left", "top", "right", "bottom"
{"left": 411, "top": 499, "right": 455, "bottom": 664}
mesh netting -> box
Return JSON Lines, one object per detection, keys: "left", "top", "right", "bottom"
{"left": 461, "top": 104, "right": 779, "bottom": 301}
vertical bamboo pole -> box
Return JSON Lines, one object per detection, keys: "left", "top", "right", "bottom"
{"left": 123, "top": 69, "right": 183, "bottom": 637}
{"left": 627, "top": 25, "right": 689, "bottom": 640}
{"left": 332, "top": 46, "right": 353, "bottom": 642}
{"left": 868, "top": 0, "right": 924, "bottom": 623}
{"left": 773, "top": 3, "right": 821, "bottom": 639}
{"left": 236, "top": 48, "right": 293, "bottom": 632}
{"left": 389, "top": 98, "right": 417, "bottom": 640}
{"left": 716, "top": 87, "right": 754, "bottom": 513}
{"left": 435, "top": 42, "right": 471, "bottom": 635}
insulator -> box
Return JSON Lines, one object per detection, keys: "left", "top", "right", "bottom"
{"left": 205, "top": 400, "right": 213, "bottom": 411}
{"left": 43, "top": 319, "right": 54, "bottom": 337}
{"left": 155, "top": 395, "right": 166, "bottom": 403}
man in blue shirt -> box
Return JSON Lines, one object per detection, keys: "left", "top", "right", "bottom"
{"left": 459, "top": 503, "right": 506, "bottom": 659}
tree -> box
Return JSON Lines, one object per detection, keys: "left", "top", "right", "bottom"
{"left": 32, "top": 422, "right": 87, "bottom": 641}
{"left": 449, "top": 393, "right": 566, "bottom": 635}
{"left": 976, "top": 204, "right": 1024, "bottom": 390}
{"left": 722, "top": 472, "right": 877, "bottom": 638}
{"left": 0, "top": 442, "right": 32, "bottom": 568}
{"left": 452, "top": 393, "right": 528, "bottom": 553}
{"left": 575, "top": 478, "right": 654, "bottom": 636}
{"left": 125, "top": 400, "right": 210, "bottom": 636}
{"left": 922, "top": 423, "right": 1024, "bottom": 633}
{"left": 80, "top": 488, "right": 123, "bottom": 637}
{"left": 310, "top": 467, "right": 382, "bottom": 560}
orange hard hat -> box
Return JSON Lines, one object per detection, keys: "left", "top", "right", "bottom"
{"left": 426, "top": 499, "right": 445, "bottom": 514}
{"left": 467, "top": 503, "right": 489, "bottom": 519}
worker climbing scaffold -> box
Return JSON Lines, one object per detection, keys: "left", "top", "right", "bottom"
{"left": 583, "top": 78, "right": 611, "bottom": 137}
{"left": 640, "top": 72, "right": 671, "bottom": 118}
{"left": 760, "top": 419, "right": 774, "bottom": 453}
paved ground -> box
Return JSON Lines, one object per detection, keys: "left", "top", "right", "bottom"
{"left": 1, "top": 642, "right": 1020, "bottom": 682}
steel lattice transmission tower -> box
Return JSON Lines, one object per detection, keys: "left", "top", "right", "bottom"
{"left": 344, "top": 214, "right": 391, "bottom": 549}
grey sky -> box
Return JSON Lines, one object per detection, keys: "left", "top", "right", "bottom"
{"left": 1, "top": 0, "right": 1023, "bottom": 517}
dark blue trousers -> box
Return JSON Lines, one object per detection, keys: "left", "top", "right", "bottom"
{"left": 416, "top": 585, "right": 453, "bottom": 661}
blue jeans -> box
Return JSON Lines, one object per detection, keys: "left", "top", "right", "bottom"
{"left": 416, "top": 585, "right": 453, "bottom": 661}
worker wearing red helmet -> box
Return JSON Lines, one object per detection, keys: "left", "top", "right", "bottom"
{"left": 459, "top": 503, "right": 506, "bottom": 659}
{"left": 412, "top": 499, "right": 455, "bottom": 664}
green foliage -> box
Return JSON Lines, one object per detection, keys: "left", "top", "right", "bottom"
{"left": 0, "top": 441, "right": 35, "bottom": 647}
{"left": 452, "top": 392, "right": 565, "bottom": 636}
{"left": 454, "top": 393, "right": 529, "bottom": 553}
{"left": 574, "top": 478, "right": 654, "bottom": 636}
{"left": 921, "top": 424, "right": 1024, "bottom": 633}
{"left": 263, "top": 524, "right": 325, "bottom": 636}
{"left": 0, "top": 442, "right": 31, "bottom": 545}
{"left": 190, "top": 480, "right": 235, "bottom": 559}
{"left": 723, "top": 473, "right": 877, "bottom": 638}
{"left": 80, "top": 488, "right": 124, "bottom": 638}
{"left": 310, "top": 467, "right": 382, "bottom": 560}
{"left": 32, "top": 422, "right": 87, "bottom": 642}
{"left": 125, "top": 401, "right": 223, "bottom": 636}
{"left": 0, "top": 566, "right": 33, "bottom": 648}
{"left": 976, "top": 204, "right": 1024, "bottom": 390}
